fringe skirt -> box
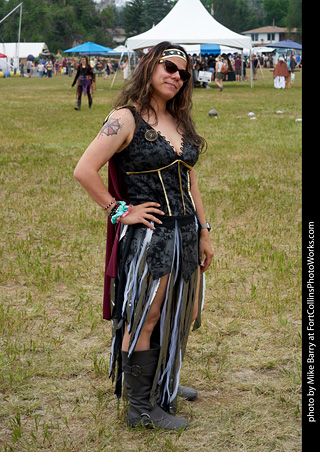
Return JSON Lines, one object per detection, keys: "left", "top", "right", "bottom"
{"left": 109, "top": 213, "right": 205, "bottom": 411}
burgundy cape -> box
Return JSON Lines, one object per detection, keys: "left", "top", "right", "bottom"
{"left": 103, "top": 156, "right": 129, "bottom": 320}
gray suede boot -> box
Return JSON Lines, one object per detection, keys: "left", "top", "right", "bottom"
{"left": 178, "top": 385, "right": 198, "bottom": 401}
{"left": 168, "top": 385, "right": 198, "bottom": 415}
{"left": 122, "top": 348, "right": 189, "bottom": 430}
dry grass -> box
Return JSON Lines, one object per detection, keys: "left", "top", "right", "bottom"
{"left": 0, "top": 68, "right": 302, "bottom": 451}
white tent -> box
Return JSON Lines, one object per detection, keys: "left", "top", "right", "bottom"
{"left": 106, "top": 45, "right": 133, "bottom": 55}
{"left": 253, "top": 46, "right": 275, "bottom": 53}
{"left": 0, "top": 42, "right": 49, "bottom": 60}
{"left": 126, "top": 0, "right": 251, "bottom": 51}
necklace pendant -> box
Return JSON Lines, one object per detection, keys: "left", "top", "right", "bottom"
{"left": 145, "top": 129, "right": 158, "bottom": 142}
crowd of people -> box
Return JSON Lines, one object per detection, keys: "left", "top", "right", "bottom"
{"left": 190, "top": 51, "right": 302, "bottom": 87}
{"left": 18, "top": 55, "right": 121, "bottom": 78}
{"left": 16, "top": 50, "right": 302, "bottom": 88}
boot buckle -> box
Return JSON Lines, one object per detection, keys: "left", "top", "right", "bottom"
{"left": 131, "top": 364, "right": 142, "bottom": 377}
{"left": 123, "top": 363, "right": 142, "bottom": 376}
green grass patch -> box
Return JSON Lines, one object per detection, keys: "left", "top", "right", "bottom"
{"left": 0, "top": 69, "right": 301, "bottom": 451}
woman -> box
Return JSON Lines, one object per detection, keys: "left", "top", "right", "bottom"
{"left": 214, "top": 55, "right": 224, "bottom": 91}
{"left": 74, "top": 42, "right": 213, "bottom": 430}
{"left": 273, "top": 57, "right": 289, "bottom": 89}
{"left": 72, "top": 55, "right": 94, "bottom": 110}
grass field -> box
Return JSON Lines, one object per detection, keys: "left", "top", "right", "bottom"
{"left": 0, "top": 68, "right": 302, "bottom": 452}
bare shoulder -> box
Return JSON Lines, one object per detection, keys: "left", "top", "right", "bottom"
{"left": 98, "top": 107, "right": 135, "bottom": 142}
{"left": 77, "top": 107, "right": 136, "bottom": 171}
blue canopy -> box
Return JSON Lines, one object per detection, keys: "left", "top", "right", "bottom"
{"left": 200, "top": 44, "right": 221, "bottom": 54}
{"left": 265, "top": 40, "right": 302, "bottom": 50}
{"left": 63, "top": 42, "right": 113, "bottom": 55}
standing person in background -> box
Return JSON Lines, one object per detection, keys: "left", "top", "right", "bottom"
{"left": 26, "top": 59, "right": 32, "bottom": 78}
{"left": 104, "top": 59, "right": 111, "bottom": 79}
{"left": 20, "top": 60, "right": 24, "bottom": 77}
{"left": 234, "top": 54, "right": 241, "bottom": 81}
{"left": 273, "top": 57, "right": 289, "bottom": 89}
{"left": 46, "top": 60, "right": 53, "bottom": 78}
{"left": 37, "top": 61, "right": 44, "bottom": 78}
{"left": 67, "top": 59, "right": 73, "bottom": 77}
{"left": 214, "top": 55, "right": 224, "bottom": 91}
{"left": 62, "top": 58, "right": 67, "bottom": 75}
{"left": 74, "top": 41, "right": 213, "bottom": 430}
{"left": 289, "top": 55, "right": 296, "bottom": 84}
{"left": 207, "top": 54, "right": 215, "bottom": 82}
{"left": 252, "top": 54, "right": 258, "bottom": 80}
{"left": 71, "top": 55, "right": 94, "bottom": 111}
{"left": 54, "top": 60, "right": 59, "bottom": 75}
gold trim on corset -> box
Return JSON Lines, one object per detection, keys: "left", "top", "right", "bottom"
{"left": 177, "top": 161, "right": 186, "bottom": 216}
{"left": 157, "top": 170, "right": 172, "bottom": 216}
{"left": 187, "top": 171, "right": 196, "bottom": 211}
{"left": 126, "top": 159, "right": 193, "bottom": 175}
{"left": 126, "top": 159, "right": 195, "bottom": 217}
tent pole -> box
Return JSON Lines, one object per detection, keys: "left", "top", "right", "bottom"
{"left": 110, "top": 51, "right": 123, "bottom": 89}
{"left": 15, "top": 2, "right": 22, "bottom": 72}
{"left": 0, "top": 2, "right": 23, "bottom": 24}
{"left": 258, "top": 55, "right": 264, "bottom": 79}
{"left": 250, "top": 49, "right": 253, "bottom": 88}
{"left": 241, "top": 50, "right": 243, "bottom": 83}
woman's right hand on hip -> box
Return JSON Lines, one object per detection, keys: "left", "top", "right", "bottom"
{"left": 120, "top": 202, "right": 165, "bottom": 230}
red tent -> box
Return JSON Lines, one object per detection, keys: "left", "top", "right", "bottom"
{"left": 0, "top": 53, "right": 7, "bottom": 58}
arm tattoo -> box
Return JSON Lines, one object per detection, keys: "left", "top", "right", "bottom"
{"left": 98, "top": 117, "right": 122, "bottom": 138}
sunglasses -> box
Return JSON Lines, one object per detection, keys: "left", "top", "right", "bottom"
{"left": 159, "top": 59, "right": 191, "bottom": 83}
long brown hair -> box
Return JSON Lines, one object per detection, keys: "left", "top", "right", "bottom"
{"left": 80, "top": 54, "right": 90, "bottom": 69}
{"left": 114, "top": 41, "right": 207, "bottom": 152}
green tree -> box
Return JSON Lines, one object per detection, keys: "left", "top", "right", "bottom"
{"left": 124, "top": 0, "right": 145, "bottom": 36}
{"left": 200, "top": 0, "right": 265, "bottom": 33}
{"left": 285, "top": 0, "right": 302, "bottom": 36}
{"left": 0, "top": 0, "right": 114, "bottom": 53}
{"left": 142, "top": 0, "right": 173, "bottom": 30}
{"left": 263, "top": 0, "right": 289, "bottom": 26}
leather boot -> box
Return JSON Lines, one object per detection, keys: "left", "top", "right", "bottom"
{"left": 178, "top": 385, "right": 198, "bottom": 401}
{"left": 74, "top": 98, "right": 81, "bottom": 110}
{"left": 168, "top": 385, "right": 198, "bottom": 415}
{"left": 122, "top": 348, "right": 189, "bottom": 430}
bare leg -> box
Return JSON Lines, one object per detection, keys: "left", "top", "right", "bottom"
{"left": 122, "top": 265, "right": 201, "bottom": 352}
{"left": 192, "top": 266, "right": 201, "bottom": 322}
{"left": 122, "top": 275, "right": 169, "bottom": 352}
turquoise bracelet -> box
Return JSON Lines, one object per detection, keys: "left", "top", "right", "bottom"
{"left": 111, "top": 201, "right": 129, "bottom": 224}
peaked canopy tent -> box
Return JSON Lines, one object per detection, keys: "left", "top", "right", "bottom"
{"left": 125, "top": 0, "right": 252, "bottom": 85}
{"left": 106, "top": 45, "right": 134, "bottom": 56}
{"left": 126, "top": 0, "right": 251, "bottom": 51}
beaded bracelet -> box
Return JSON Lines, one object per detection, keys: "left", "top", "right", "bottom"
{"left": 108, "top": 201, "right": 121, "bottom": 218}
{"left": 104, "top": 198, "right": 116, "bottom": 212}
